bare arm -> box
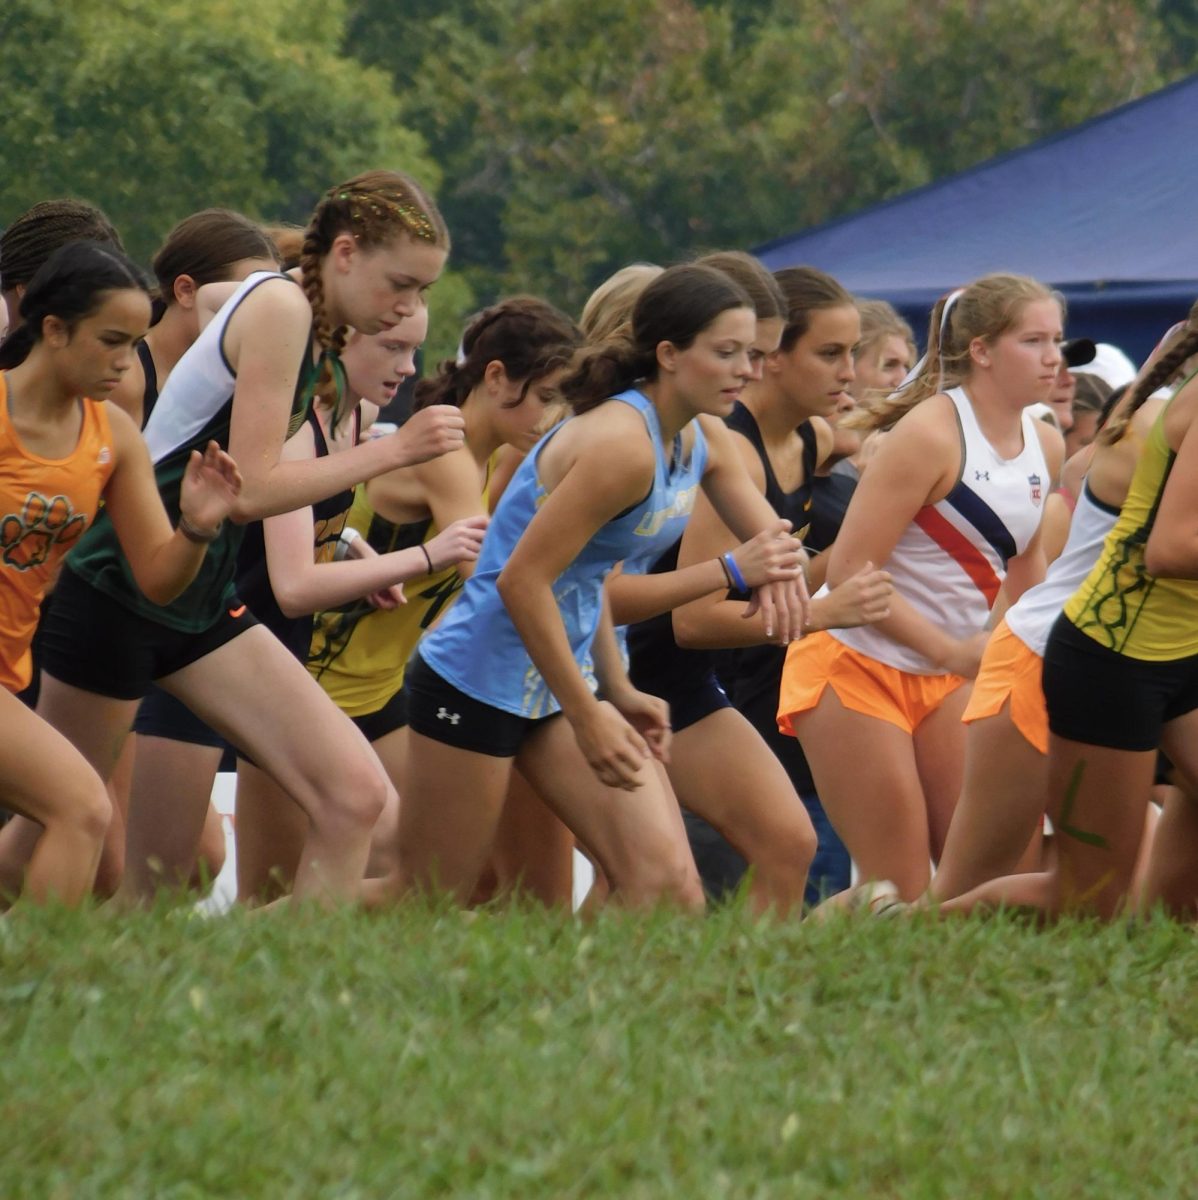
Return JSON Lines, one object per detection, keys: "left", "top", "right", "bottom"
{"left": 264, "top": 426, "right": 487, "bottom": 618}
{"left": 221, "top": 281, "right": 465, "bottom": 522}
{"left": 102, "top": 408, "right": 241, "bottom": 605}
{"left": 1144, "top": 379, "right": 1198, "bottom": 577}
{"left": 497, "top": 415, "right": 659, "bottom": 788}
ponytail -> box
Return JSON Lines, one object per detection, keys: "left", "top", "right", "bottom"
{"left": 0, "top": 323, "right": 36, "bottom": 370}
{"left": 1100, "top": 324, "right": 1198, "bottom": 444}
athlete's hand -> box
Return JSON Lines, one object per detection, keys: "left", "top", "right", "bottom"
{"left": 940, "top": 631, "right": 989, "bottom": 679}
{"left": 606, "top": 683, "right": 672, "bottom": 764}
{"left": 572, "top": 699, "right": 651, "bottom": 791}
{"left": 809, "top": 562, "right": 892, "bottom": 631}
{"left": 387, "top": 405, "right": 466, "bottom": 467}
{"left": 728, "top": 520, "right": 806, "bottom": 590}
{"left": 342, "top": 535, "right": 406, "bottom": 609}
{"left": 424, "top": 515, "right": 489, "bottom": 572}
{"left": 179, "top": 440, "right": 242, "bottom": 534}
{"left": 743, "top": 569, "right": 810, "bottom": 644}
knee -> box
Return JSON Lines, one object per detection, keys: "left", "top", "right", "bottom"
{"left": 747, "top": 817, "right": 818, "bottom": 880}
{"left": 65, "top": 780, "right": 113, "bottom": 847}
{"left": 616, "top": 849, "right": 706, "bottom": 912}
{"left": 308, "top": 756, "right": 389, "bottom": 841}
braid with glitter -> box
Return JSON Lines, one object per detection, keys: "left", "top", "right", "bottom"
{"left": 1, "top": 199, "right": 124, "bottom": 296}
{"left": 299, "top": 170, "right": 449, "bottom": 410}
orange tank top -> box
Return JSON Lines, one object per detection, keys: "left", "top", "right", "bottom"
{"left": 0, "top": 375, "right": 115, "bottom": 691}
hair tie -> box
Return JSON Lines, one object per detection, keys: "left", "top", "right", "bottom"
{"left": 936, "top": 288, "right": 966, "bottom": 388}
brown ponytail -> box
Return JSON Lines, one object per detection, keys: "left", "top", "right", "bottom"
{"left": 1100, "top": 324, "right": 1198, "bottom": 444}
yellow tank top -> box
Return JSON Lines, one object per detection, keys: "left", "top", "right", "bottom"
{"left": 1065, "top": 400, "right": 1198, "bottom": 661}
{"left": 307, "top": 461, "right": 494, "bottom": 717}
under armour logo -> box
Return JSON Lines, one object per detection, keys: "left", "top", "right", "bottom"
{"left": 436, "top": 707, "right": 461, "bottom": 725}
{"left": 974, "top": 470, "right": 990, "bottom": 482}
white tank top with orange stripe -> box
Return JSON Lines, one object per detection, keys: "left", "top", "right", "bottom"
{"left": 831, "top": 386, "right": 1048, "bottom": 675}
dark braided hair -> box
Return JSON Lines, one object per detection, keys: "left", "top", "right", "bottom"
{"left": 1, "top": 199, "right": 124, "bottom": 296}
{"left": 299, "top": 170, "right": 449, "bottom": 400}
{"left": 415, "top": 297, "right": 581, "bottom": 412}
{"left": 0, "top": 241, "right": 148, "bottom": 370}
{"left": 1100, "top": 323, "right": 1198, "bottom": 445}
{"left": 559, "top": 264, "right": 754, "bottom": 415}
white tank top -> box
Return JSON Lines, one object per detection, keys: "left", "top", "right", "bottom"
{"left": 832, "top": 386, "right": 1049, "bottom": 674}
{"left": 1004, "top": 481, "right": 1120, "bottom": 657}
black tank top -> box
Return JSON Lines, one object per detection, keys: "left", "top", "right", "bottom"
{"left": 718, "top": 404, "right": 819, "bottom": 710}
{"left": 236, "top": 404, "right": 361, "bottom": 659}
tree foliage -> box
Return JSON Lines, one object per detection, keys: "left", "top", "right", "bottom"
{"left": 0, "top": 0, "right": 434, "bottom": 262}
{"left": 351, "top": 0, "right": 1190, "bottom": 316}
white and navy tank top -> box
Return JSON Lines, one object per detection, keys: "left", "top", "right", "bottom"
{"left": 1004, "top": 481, "right": 1119, "bottom": 658}
{"left": 419, "top": 389, "right": 708, "bottom": 718}
{"left": 832, "top": 386, "right": 1048, "bottom": 674}
{"left": 67, "top": 271, "right": 318, "bottom": 633}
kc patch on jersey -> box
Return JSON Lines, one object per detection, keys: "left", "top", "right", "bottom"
{"left": 1028, "top": 473, "right": 1042, "bottom": 506}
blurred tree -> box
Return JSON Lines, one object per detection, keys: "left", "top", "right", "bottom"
{"left": 349, "top": 0, "right": 1189, "bottom": 319}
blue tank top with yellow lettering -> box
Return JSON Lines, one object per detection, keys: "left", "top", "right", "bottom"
{"left": 419, "top": 389, "right": 707, "bottom": 717}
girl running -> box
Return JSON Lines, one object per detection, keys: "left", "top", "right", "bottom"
{"left": 35, "top": 171, "right": 466, "bottom": 904}
{"left": 778, "top": 275, "right": 1065, "bottom": 901}
{"left": 654, "top": 265, "right": 891, "bottom": 911}
{"left": 234, "top": 304, "right": 501, "bottom": 902}
{"left": 935, "top": 325, "right": 1198, "bottom": 919}
{"left": 396, "top": 264, "right": 807, "bottom": 907}
{"left": 0, "top": 241, "right": 240, "bottom": 903}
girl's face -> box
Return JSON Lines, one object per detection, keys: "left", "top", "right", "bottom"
{"left": 973, "top": 298, "right": 1063, "bottom": 404}
{"left": 747, "top": 315, "right": 784, "bottom": 383}
{"left": 49, "top": 288, "right": 151, "bottom": 398}
{"left": 853, "top": 333, "right": 913, "bottom": 398}
{"left": 333, "top": 232, "right": 447, "bottom": 335}
{"left": 770, "top": 304, "right": 860, "bottom": 420}
{"left": 342, "top": 307, "right": 429, "bottom": 406}
{"left": 490, "top": 365, "right": 569, "bottom": 452}
{"left": 664, "top": 305, "right": 756, "bottom": 418}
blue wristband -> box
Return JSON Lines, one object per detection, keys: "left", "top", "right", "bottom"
{"left": 722, "top": 552, "right": 749, "bottom": 593}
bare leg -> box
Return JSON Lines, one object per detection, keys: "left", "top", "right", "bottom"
{"left": 1139, "top": 714, "right": 1198, "bottom": 918}
{"left": 941, "top": 734, "right": 1153, "bottom": 920}
{"left": 484, "top": 767, "right": 576, "bottom": 907}
{"left": 664, "top": 708, "right": 815, "bottom": 916}
{"left": 0, "top": 689, "right": 113, "bottom": 905}
{"left": 158, "top": 627, "right": 387, "bottom": 904}
{"left": 395, "top": 731, "right": 514, "bottom": 903}
{"left": 929, "top": 700, "right": 1047, "bottom": 902}
{"left": 364, "top": 725, "right": 407, "bottom": 881}
{"left": 122, "top": 735, "right": 223, "bottom": 900}
{"left": 516, "top": 719, "right": 704, "bottom": 910}
{"left": 192, "top": 797, "right": 228, "bottom": 891}
{"left": 95, "top": 736, "right": 135, "bottom": 897}
{"left": 913, "top": 683, "right": 970, "bottom": 863}
{"left": 794, "top": 689, "right": 933, "bottom": 901}
{"left": 235, "top": 758, "right": 307, "bottom": 904}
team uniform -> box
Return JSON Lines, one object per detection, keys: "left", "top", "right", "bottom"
{"left": 409, "top": 389, "right": 707, "bottom": 757}
{"left": 0, "top": 375, "right": 115, "bottom": 693}
{"left": 963, "top": 480, "right": 1120, "bottom": 754}
{"left": 39, "top": 271, "right": 313, "bottom": 698}
{"left": 306, "top": 456, "right": 496, "bottom": 742}
{"left": 1046, "top": 399, "right": 1198, "bottom": 752}
{"left": 779, "top": 386, "right": 1049, "bottom": 734}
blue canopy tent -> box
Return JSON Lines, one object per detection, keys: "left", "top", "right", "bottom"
{"left": 755, "top": 73, "right": 1198, "bottom": 364}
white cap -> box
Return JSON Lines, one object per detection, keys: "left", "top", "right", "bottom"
{"left": 1074, "top": 343, "right": 1136, "bottom": 391}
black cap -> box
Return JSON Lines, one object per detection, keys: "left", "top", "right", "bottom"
{"left": 1062, "top": 338, "right": 1097, "bottom": 368}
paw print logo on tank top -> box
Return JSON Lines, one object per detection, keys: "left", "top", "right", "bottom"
{"left": 0, "top": 492, "right": 88, "bottom": 571}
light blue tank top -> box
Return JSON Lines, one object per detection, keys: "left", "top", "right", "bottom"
{"left": 419, "top": 389, "right": 708, "bottom": 717}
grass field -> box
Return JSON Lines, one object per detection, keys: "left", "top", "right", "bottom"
{"left": 3, "top": 901, "right": 1195, "bottom": 1198}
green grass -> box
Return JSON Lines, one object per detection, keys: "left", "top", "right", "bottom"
{"left": 2, "top": 902, "right": 1195, "bottom": 1198}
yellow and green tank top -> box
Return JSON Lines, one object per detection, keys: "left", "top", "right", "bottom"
{"left": 307, "top": 459, "right": 494, "bottom": 716}
{"left": 1065, "top": 399, "right": 1198, "bottom": 661}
